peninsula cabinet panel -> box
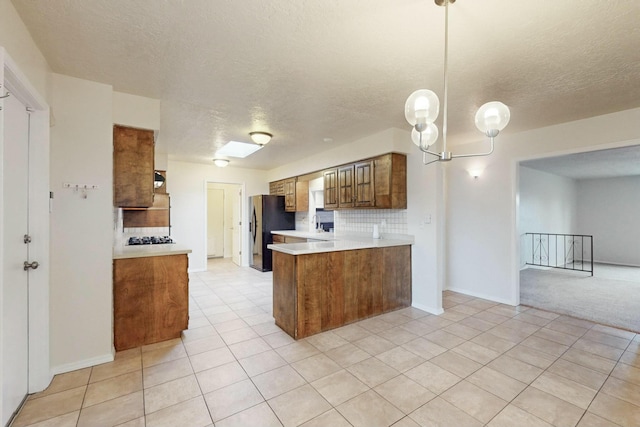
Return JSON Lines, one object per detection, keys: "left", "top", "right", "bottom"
{"left": 273, "top": 246, "right": 411, "bottom": 339}
{"left": 113, "top": 254, "right": 188, "bottom": 350}
{"left": 113, "top": 125, "right": 155, "bottom": 207}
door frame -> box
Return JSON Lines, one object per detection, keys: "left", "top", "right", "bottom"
{"left": 203, "top": 181, "right": 245, "bottom": 267}
{"left": 0, "top": 48, "right": 51, "bottom": 394}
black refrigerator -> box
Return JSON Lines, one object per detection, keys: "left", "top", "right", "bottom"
{"left": 249, "top": 195, "right": 295, "bottom": 271}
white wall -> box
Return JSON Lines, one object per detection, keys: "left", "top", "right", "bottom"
{"left": 577, "top": 176, "right": 640, "bottom": 267}
{"left": 518, "top": 166, "right": 578, "bottom": 267}
{"left": 168, "top": 161, "right": 267, "bottom": 271}
{"left": 49, "top": 73, "right": 114, "bottom": 372}
{"left": 112, "top": 92, "right": 160, "bottom": 131}
{"left": 445, "top": 107, "right": 640, "bottom": 305}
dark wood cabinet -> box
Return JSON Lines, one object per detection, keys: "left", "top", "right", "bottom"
{"left": 284, "top": 177, "right": 297, "bottom": 212}
{"left": 337, "top": 165, "right": 355, "bottom": 208}
{"left": 113, "top": 125, "right": 155, "bottom": 207}
{"left": 269, "top": 179, "right": 285, "bottom": 196}
{"left": 354, "top": 160, "right": 375, "bottom": 208}
{"left": 113, "top": 254, "right": 189, "bottom": 350}
{"left": 122, "top": 194, "right": 170, "bottom": 228}
{"left": 323, "top": 169, "right": 338, "bottom": 209}
{"left": 295, "top": 181, "right": 309, "bottom": 212}
{"left": 373, "top": 153, "right": 407, "bottom": 209}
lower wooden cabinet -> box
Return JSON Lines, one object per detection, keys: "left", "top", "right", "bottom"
{"left": 113, "top": 254, "right": 189, "bottom": 350}
{"left": 272, "top": 245, "right": 411, "bottom": 339}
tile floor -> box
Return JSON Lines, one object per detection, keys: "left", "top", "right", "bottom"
{"left": 11, "top": 258, "right": 640, "bottom": 427}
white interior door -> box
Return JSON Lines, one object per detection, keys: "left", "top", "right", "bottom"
{"left": 2, "top": 93, "right": 30, "bottom": 425}
{"left": 206, "top": 188, "right": 224, "bottom": 257}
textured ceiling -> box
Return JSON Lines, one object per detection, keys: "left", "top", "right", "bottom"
{"left": 11, "top": 0, "right": 640, "bottom": 169}
{"left": 521, "top": 145, "right": 640, "bottom": 180}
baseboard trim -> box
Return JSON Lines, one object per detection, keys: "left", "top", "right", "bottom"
{"left": 446, "top": 287, "right": 516, "bottom": 306}
{"left": 595, "top": 260, "right": 640, "bottom": 268}
{"left": 412, "top": 302, "right": 444, "bottom": 315}
{"left": 50, "top": 352, "right": 114, "bottom": 376}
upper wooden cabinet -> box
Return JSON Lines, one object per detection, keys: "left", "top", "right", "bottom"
{"left": 113, "top": 125, "right": 155, "bottom": 207}
{"left": 323, "top": 153, "right": 406, "bottom": 210}
{"left": 295, "top": 181, "right": 309, "bottom": 212}
{"left": 269, "top": 179, "right": 285, "bottom": 196}
{"left": 284, "top": 177, "right": 297, "bottom": 212}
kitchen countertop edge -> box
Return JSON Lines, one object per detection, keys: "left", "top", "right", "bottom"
{"left": 113, "top": 244, "right": 193, "bottom": 260}
{"left": 268, "top": 235, "right": 414, "bottom": 255}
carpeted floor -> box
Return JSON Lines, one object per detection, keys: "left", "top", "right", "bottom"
{"left": 520, "top": 264, "right": 640, "bottom": 332}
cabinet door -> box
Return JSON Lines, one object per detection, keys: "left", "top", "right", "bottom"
{"left": 295, "top": 181, "right": 309, "bottom": 212}
{"left": 269, "top": 180, "right": 285, "bottom": 196}
{"left": 114, "top": 125, "right": 154, "bottom": 207}
{"left": 373, "top": 153, "right": 407, "bottom": 209}
{"left": 284, "top": 178, "right": 297, "bottom": 211}
{"left": 354, "top": 160, "right": 375, "bottom": 207}
{"left": 323, "top": 169, "right": 338, "bottom": 209}
{"left": 337, "top": 165, "right": 355, "bottom": 208}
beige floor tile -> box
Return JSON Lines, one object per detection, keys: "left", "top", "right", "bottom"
{"left": 546, "top": 320, "right": 590, "bottom": 337}
{"left": 116, "top": 416, "right": 145, "bottom": 427}
{"left": 521, "top": 335, "right": 569, "bottom": 357}
{"left": 305, "top": 331, "right": 349, "bottom": 352}
{"left": 358, "top": 317, "right": 395, "bottom": 334}
{"left": 470, "top": 331, "right": 517, "bottom": 353}
{"left": 291, "top": 353, "right": 342, "bottom": 382}
{"left": 238, "top": 349, "right": 287, "bottom": 377}
{"left": 557, "top": 316, "right": 595, "bottom": 329}
{"left": 213, "top": 318, "right": 247, "bottom": 333}
{"left": 376, "top": 326, "right": 420, "bottom": 346}
{"left": 218, "top": 326, "right": 259, "bottom": 345}
{"left": 346, "top": 357, "right": 400, "bottom": 388}
{"left": 395, "top": 307, "right": 430, "bottom": 320}
{"left": 547, "top": 359, "right": 608, "bottom": 390}
{"left": 141, "top": 338, "right": 182, "bottom": 353}
{"left": 196, "top": 360, "right": 248, "bottom": 394}
{"left": 30, "top": 368, "right": 91, "bottom": 400}
{"left": 141, "top": 344, "right": 187, "bottom": 369}
{"left": 512, "top": 387, "right": 585, "bottom": 427}
{"left": 375, "top": 347, "right": 426, "bottom": 372}
{"left": 399, "top": 319, "right": 439, "bottom": 336}
{"left": 269, "top": 384, "right": 332, "bottom": 427}
{"left": 589, "top": 393, "right": 640, "bottom": 427}
{"left": 275, "top": 341, "right": 320, "bottom": 363}
{"left": 583, "top": 329, "right": 632, "bottom": 349}
{"left": 184, "top": 334, "right": 227, "bottom": 356}
{"left": 420, "top": 316, "right": 455, "bottom": 330}
{"left": 228, "top": 336, "right": 271, "bottom": 359}
{"left": 300, "top": 409, "right": 351, "bottom": 427}
{"left": 142, "top": 357, "right": 193, "bottom": 389}
{"left": 336, "top": 389, "right": 404, "bottom": 427}
{"left": 451, "top": 341, "right": 501, "bottom": 364}
{"left": 430, "top": 351, "right": 482, "bottom": 378}
{"left": 466, "top": 367, "right": 527, "bottom": 401}
{"left": 601, "top": 377, "right": 640, "bottom": 407}
{"left": 402, "top": 337, "right": 447, "bottom": 359}
{"left": 561, "top": 348, "right": 616, "bottom": 374}
{"left": 531, "top": 372, "right": 597, "bottom": 409}
{"left": 524, "top": 308, "right": 560, "bottom": 321}
{"left": 252, "top": 365, "right": 307, "bottom": 399}
{"left": 612, "top": 362, "right": 640, "bottom": 386}
{"left": 114, "top": 347, "right": 142, "bottom": 361}
{"left": 573, "top": 338, "right": 625, "bottom": 360}
{"left": 513, "top": 313, "right": 553, "bottom": 327}
{"left": 441, "top": 380, "right": 507, "bottom": 423}
{"left": 12, "top": 386, "right": 85, "bottom": 427}
{"left": 447, "top": 304, "right": 482, "bottom": 315}
{"left": 620, "top": 350, "right": 640, "bottom": 368}
{"left": 90, "top": 356, "right": 141, "bottom": 383}
{"left": 262, "top": 331, "right": 296, "bottom": 348}
{"left": 409, "top": 397, "right": 483, "bottom": 427}
{"left": 534, "top": 328, "right": 579, "bottom": 346}
{"left": 332, "top": 324, "right": 373, "bottom": 341}
{"left": 423, "top": 330, "right": 466, "bottom": 349}
{"left": 353, "top": 334, "right": 396, "bottom": 355}
{"left": 216, "top": 402, "right": 282, "bottom": 427}
{"left": 505, "top": 344, "right": 557, "bottom": 369}
{"left": 487, "top": 405, "right": 553, "bottom": 427}
{"left": 443, "top": 323, "right": 483, "bottom": 340}
{"left": 145, "top": 396, "right": 212, "bottom": 427}
{"left": 310, "top": 370, "right": 369, "bottom": 406}
{"left": 83, "top": 371, "right": 142, "bottom": 408}
{"left": 374, "top": 375, "right": 436, "bottom": 414}
{"left": 404, "top": 361, "right": 461, "bottom": 394}
{"left": 488, "top": 355, "right": 543, "bottom": 384}
{"left": 489, "top": 325, "right": 532, "bottom": 343}
{"left": 144, "top": 375, "right": 201, "bottom": 414}
{"left": 577, "top": 412, "right": 624, "bottom": 427}
{"left": 439, "top": 309, "right": 471, "bottom": 322}
{"left": 469, "top": 311, "right": 511, "bottom": 326}
{"left": 242, "top": 313, "right": 274, "bottom": 326}
{"left": 590, "top": 324, "right": 636, "bottom": 340}
{"left": 17, "top": 410, "right": 80, "bottom": 427}
{"left": 325, "top": 343, "right": 375, "bottom": 367}
{"left": 204, "top": 379, "right": 265, "bottom": 422}
{"left": 181, "top": 325, "right": 218, "bottom": 342}
{"left": 252, "top": 321, "right": 284, "bottom": 337}
{"left": 77, "top": 391, "right": 144, "bottom": 427}
{"left": 189, "top": 347, "right": 235, "bottom": 372}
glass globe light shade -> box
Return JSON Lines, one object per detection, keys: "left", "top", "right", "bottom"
{"left": 411, "top": 123, "right": 439, "bottom": 150}
{"left": 405, "top": 89, "right": 439, "bottom": 127}
{"left": 475, "top": 101, "right": 511, "bottom": 134}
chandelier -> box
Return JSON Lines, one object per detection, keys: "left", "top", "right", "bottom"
{"left": 404, "top": 0, "right": 511, "bottom": 165}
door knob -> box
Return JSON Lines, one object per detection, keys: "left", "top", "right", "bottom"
{"left": 24, "top": 261, "right": 39, "bottom": 271}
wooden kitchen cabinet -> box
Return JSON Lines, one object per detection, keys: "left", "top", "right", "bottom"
{"left": 122, "top": 193, "right": 170, "bottom": 228}
{"left": 337, "top": 165, "right": 355, "bottom": 208}
{"left": 113, "top": 125, "right": 155, "bottom": 207}
{"left": 354, "top": 160, "right": 375, "bottom": 208}
{"left": 323, "top": 169, "right": 338, "bottom": 209}
{"left": 269, "top": 179, "right": 285, "bottom": 196}
{"left": 113, "top": 254, "right": 189, "bottom": 350}
{"left": 372, "top": 153, "right": 407, "bottom": 209}
{"left": 284, "top": 177, "right": 297, "bottom": 211}
{"left": 295, "top": 181, "right": 309, "bottom": 212}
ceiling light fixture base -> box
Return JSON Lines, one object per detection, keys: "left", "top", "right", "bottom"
{"left": 249, "top": 131, "right": 273, "bottom": 145}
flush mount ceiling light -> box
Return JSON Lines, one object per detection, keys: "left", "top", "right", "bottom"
{"left": 405, "top": 0, "right": 511, "bottom": 165}
{"left": 213, "top": 159, "right": 230, "bottom": 167}
{"left": 249, "top": 131, "right": 272, "bottom": 145}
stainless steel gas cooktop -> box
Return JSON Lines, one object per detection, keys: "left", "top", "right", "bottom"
{"left": 127, "top": 236, "right": 174, "bottom": 245}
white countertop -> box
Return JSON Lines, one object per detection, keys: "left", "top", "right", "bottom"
{"left": 113, "top": 244, "right": 192, "bottom": 260}
{"left": 271, "top": 230, "right": 335, "bottom": 241}
{"left": 268, "top": 232, "right": 414, "bottom": 255}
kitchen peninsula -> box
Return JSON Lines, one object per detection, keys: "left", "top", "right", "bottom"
{"left": 269, "top": 233, "right": 413, "bottom": 339}
{"left": 112, "top": 244, "right": 192, "bottom": 350}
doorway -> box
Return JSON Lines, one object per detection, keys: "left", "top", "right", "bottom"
{"left": 1, "top": 50, "right": 51, "bottom": 425}
{"left": 206, "top": 182, "right": 242, "bottom": 266}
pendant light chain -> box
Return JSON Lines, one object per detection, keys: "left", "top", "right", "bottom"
{"left": 442, "top": 0, "right": 449, "bottom": 154}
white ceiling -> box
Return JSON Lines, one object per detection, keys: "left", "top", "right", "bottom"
{"left": 11, "top": 0, "right": 640, "bottom": 170}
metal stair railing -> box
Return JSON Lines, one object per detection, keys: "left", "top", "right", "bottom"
{"left": 525, "top": 233, "right": 593, "bottom": 276}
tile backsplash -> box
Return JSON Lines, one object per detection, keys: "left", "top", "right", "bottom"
{"left": 334, "top": 209, "right": 407, "bottom": 234}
